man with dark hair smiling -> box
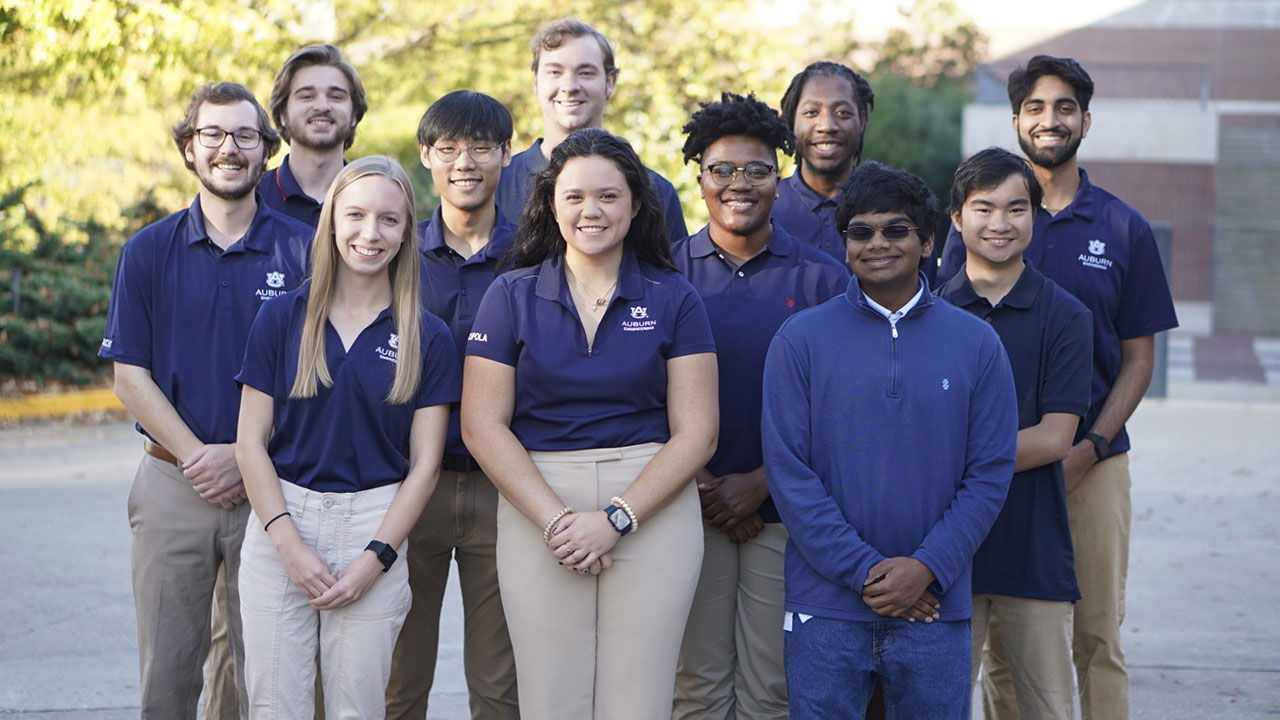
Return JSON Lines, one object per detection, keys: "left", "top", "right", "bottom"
{"left": 99, "top": 82, "right": 311, "bottom": 720}
{"left": 258, "top": 44, "right": 367, "bottom": 227}
{"left": 938, "top": 147, "right": 1093, "bottom": 720}
{"left": 762, "top": 162, "right": 1016, "bottom": 717}
{"left": 384, "top": 90, "right": 520, "bottom": 720}
{"left": 496, "top": 17, "right": 687, "bottom": 243}
{"left": 937, "top": 56, "right": 1178, "bottom": 720}
{"left": 774, "top": 61, "right": 875, "bottom": 262}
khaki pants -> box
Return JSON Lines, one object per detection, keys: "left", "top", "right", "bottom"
{"left": 200, "top": 568, "right": 240, "bottom": 719}
{"left": 673, "top": 520, "right": 788, "bottom": 720}
{"left": 128, "top": 454, "right": 249, "bottom": 720}
{"left": 971, "top": 595, "right": 1074, "bottom": 720}
{"left": 385, "top": 468, "right": 518, "bottom": 719}
{"left": 982, "top": 453, "right": 1131, "bottom": 720}
{"left": 239, "top": 480, "right": 410, "bottom": 720}
{"left": 497, "top": 444, "right": 704, "bottom": 720}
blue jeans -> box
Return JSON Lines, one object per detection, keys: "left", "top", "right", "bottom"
{"left": 785, "top": 615, "right": 971, "bottom": 719}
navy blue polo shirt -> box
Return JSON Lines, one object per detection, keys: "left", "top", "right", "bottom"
{"left": 937, "top": 169, "right": 1178, "bottom": 455}
{"left": 672, "top": 225, "right": 848, "bottom": 523}
{"left": 772, "top": 173, "right": 844, "bottom": 263}
{"left": 937, "top": 262, "right": 1092, "bottom": 601}
{"left": 418, "top": 204, "right": 516, "bottom": 457}
{"left": 100, "top": 195, "right": 312, "bottom": 445}
{"left": 466, "top": 249, "right": 716, "bottom": 451}
{"left": 495, "top": 139, "right": 688, "bottom": 243}
{"left": 236, "top": 284, "right": 461, "bottom": 492}
{"left": 257, "top": 154, "right": 324, "bottom": 228}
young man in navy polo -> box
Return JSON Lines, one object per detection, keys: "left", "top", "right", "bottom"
{"left": 258, "top": 44, "right": 367, "bottom": 227}
{"left": 384, "top": 90, "right": 520, "bottom": 720}
{"left": 774, "top": 61, "right": 875, "bottom": 263}
{"left": 495, "top": 17, "right": 687, "bottom": 242}
{"left": 937, "top": 147, "right": 1093, "bottom": 720}
{"left": 99, "top": 82, "right": 312, "bottom": 720}
{"left": 762, "top": 162, "right": 1017, "bottom": 717}
{"left": 936, "top": 56, "right": 1178, "bottom": 720}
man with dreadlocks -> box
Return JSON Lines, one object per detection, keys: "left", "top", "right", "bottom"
{"left": 671, "top": 92, "right": 849, "bottom": 720}
{"left": 774, "top": 61, "right": 875, "bottom": 265}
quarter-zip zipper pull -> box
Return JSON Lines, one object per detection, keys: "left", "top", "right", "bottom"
{"left": 890, "top": 318, "right": 899, "bottom": 339}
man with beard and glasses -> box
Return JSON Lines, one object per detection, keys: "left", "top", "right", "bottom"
{"left": 100, "top": 82, "right": 312, "bottom": 720}
{"left": 259, "top": 44, "right": 367, "bottom": 228}
{"left": 496, "top": 17, "right": 688, "bottom": 243}
{"left": 937, "top": 55, "right": 1178, "bottom": 720}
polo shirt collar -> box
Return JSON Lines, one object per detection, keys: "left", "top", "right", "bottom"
{"left": 419, "top": 205, "right": 514, "bottom": 263}
{"left": 687, "top": 223, "right": 795, "bottom": 260}
{"left": 788, "top": 172, "right": 839, "bottom": 211}
{"left": 520, "top": 139, "right": 548, "bottom": 176}
{"left": 1053, "top": 168, "right": 1096, "bottom": 222}
{"left": 181, "top": 194, "right": 275, "bottom": 254}
{"left": 275, "top": 154, "right": 307, "bottom": 200}
{"left": 945, "top": 260, "right": 1044, "bottom": 310}
{"left": 534, "top": 248, "right": 645, "bottom": 306}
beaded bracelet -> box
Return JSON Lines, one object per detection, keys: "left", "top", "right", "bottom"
{"left": 609, "top": 495, "right": 639, "bottom": 534}
{"left": 543, "top": 506, "right": 574, "bottom": 546}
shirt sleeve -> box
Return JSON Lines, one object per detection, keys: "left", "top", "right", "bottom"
{"left": 235, "top": 297, "right": 285, "bottom": 397}
{"left": 911, "top": 331, "right": 1018, "bottom": 593}
{"left": 935, "top": 224, "right": 966, "bottom": 287}
{"left": 415, "top": 313, "right": 462, "bottom": 409}
{"left": 1115, "top": 216, "right": 1179, "bottom": 339}
{"left": 1040, "top": 299, "right": 1094, "bottom": 417}
{"left": 98, "top": 236, "right": 153, "bottom": 368}
{"left": 653, "top": 172, "right": 688, "bottom": 242}
{"left": 762, "top": 331, "right": 886, "bottom": 591}
{"left": 667, "top": 284, "right": 717, "bottom": 358}
{"left": 466, "top": 276, "right": 520, "bottom": 366}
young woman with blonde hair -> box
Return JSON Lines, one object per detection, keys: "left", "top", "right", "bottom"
{"left": 234, "top": 155, "right": 460, "bottom": 718}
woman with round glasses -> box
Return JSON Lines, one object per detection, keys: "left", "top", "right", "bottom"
{"left": 463, "top": 128, "right": 718, "bottom": 719}
{"left": 670, "top": 92, "right": 850, "bottom": 719}
{"left": 234, "top": 156, "right": 459, "bottom": 717}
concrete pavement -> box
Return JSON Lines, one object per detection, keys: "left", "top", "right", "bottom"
{"left": 1, "top": 385, "right": 1278, "bottom": 718}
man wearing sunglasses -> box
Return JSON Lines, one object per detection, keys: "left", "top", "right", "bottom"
{"left": 258, "top": 44, "right": 367, "bottom": 228}
{"left": 384, "top": 90, "right": 520, "bottom": 720}
{"left": 496, "top": 17, "right": 687, "bottom": 243}
{"left": 935, "top": 57, "right": 1178, "bottom": 720}
{"left": 762, "top": 162, "right": 1017, "bottom": 717}
{"left": 99, "top": 83, "right": 312, "bottom": 719}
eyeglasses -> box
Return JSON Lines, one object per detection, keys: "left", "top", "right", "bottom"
{"left": 432, "top": 144, "right": 499, "bottom": 163}
{"left": 195, "top": 127, "right": 264, "bottom": 150}
{"left": 702, "top": 162, "right": 776, "bottom": 186}
{"left": 842, "top": 223, "right": 919, "bottom": 242}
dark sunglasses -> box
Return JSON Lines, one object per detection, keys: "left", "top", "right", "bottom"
{"left": 842, "top": 223, "right": 918, "bottom": 242}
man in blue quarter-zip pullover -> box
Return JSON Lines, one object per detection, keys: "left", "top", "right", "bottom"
{"left": 762, "top": 163, "right": 1018, "bottom": 718}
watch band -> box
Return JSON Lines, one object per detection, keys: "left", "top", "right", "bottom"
{"left": 365, "top": 540, "right": 397, "bottom": 572}
{"left": 1084, "top": 432, "right": 1110, "bottom": 462}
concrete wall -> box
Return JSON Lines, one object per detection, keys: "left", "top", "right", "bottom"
{"left": 1213, "top": 116, "right": 1280, "bottom": 333}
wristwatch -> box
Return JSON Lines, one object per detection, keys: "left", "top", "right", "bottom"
{"left": 365, "top": 540, "right": 397, "bottom": 572}
{"left": 1084, "top": 432, "right": 1110, "bottom": 462}
{"left": 604, "top": 504, "right": 632, "bottom": 536}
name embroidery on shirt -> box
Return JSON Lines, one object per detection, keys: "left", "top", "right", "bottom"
{"left": 1078, "top": 239, "right": 1113, "bottom": 271}
{"left": 468, "top": 331, "right": 488, "bottom": 343}
{"left": 100, "top": 338, "right": 113, "bottom": 350}
{"left": 622, "top": 305, "right": 657, "bottom": 332}
{"left": 255, "top": 270, "right": 290, "bottom": 300}
{"left": 375, "top": 332, "right": 398, "bottom": 363}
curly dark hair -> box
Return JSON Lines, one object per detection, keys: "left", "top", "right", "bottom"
{"left": 836, "top": 161, "right": 939, "bottom": 266}
{"left": 680, "top": 92, "right": 794, "bottom": 165}
{"left": 779, "top": 61, "right": 874, "bottom": 165}
{"left": 503, "top": 128, "right": 675, "bottom": 271}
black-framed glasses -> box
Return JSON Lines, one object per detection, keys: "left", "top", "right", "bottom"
{"left": 432, "top": 144, "right": 498, "bottom": 163}
{"left": 703, "top": 162, "right": 776, "bottom": 186}
{"left": 195, "top": 127, "right": 264, "bottom": 150}
{"left": 843, "top": 223, "right": 919, "bottom": 241}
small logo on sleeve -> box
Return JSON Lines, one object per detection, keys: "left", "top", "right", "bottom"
{"left": 101, "top": 338, "right": 113, "bottom": 350}
{"left": 622, "top": 305, "right": 657, "bottom": 332}
{"left": 375, "top": 333, "right": 398, "bottom": 363}
{"left": 1079, "top": 239, "right": 1113, "bottom": 270}
{"left": 255, "top": 270, "right": 289, "bottom": 299}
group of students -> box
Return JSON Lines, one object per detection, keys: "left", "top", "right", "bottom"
{"left": 100, "top": 15, "right": 1178, "bottom": 720}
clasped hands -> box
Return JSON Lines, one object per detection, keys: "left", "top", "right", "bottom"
{"left": 861, "top": 556, "right": 941, "bottom": 623}
{"left": 547, "top": 511, "right": 618, "bottom": 576}
{"left": 697, "top": 467, "right": 769, "bottom": 543}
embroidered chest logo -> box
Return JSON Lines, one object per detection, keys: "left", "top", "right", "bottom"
{"left": 786, "top": 296, "right": 795, "bottom": 308}
{"left": 622, "top": 305, "right": 657, "bottom": 332}
{"left": 255, "top": 270, "right": 289, "bottom": 300}
{"left": 942, "top": 378, "right": 951, "bottom": 391}
{"left": 1078, "top": 239, "right": 1114, "bottom": 271}
{"left": 375, "top": 333, "right": 398, "bottom": 363}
